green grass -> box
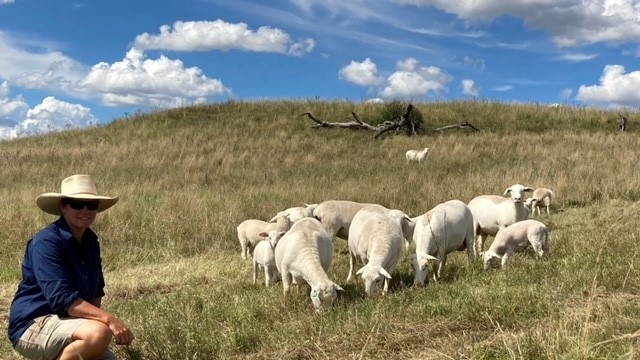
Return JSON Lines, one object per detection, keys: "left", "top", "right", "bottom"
{"left": 1, "top": 100, "right": 639, "bottom": 359}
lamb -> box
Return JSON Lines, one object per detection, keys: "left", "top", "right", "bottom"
{"left": 312, "top": 200, "right": 378, "bottom": 241}
{"left": 274, "top": 217, "right": 344, "bottom": 312}
{"left": 483, "top": 219, "right": 550, "bottom": 270}
{"left": 253, "top": 230, "right": 285, "bottom": 287}
{"left": 467, "top": 184, "right": 534, "bottom": 256}
{"left": 526, "top": 188, "right": 554, "bottom": 216}
{"left": 346, "top": 206, "right": 410, "bottom": 296}
{"left": 405, "top": 147, "right": 430, "bottom": 163}
{"left": 410, "top": 200, "right": 475, "bottom": 286}
{"left": 237, "top": 213, "right": 292, "bottom": 259}
{"left": 269, "top": 203, "right": 318, "bottom": 223}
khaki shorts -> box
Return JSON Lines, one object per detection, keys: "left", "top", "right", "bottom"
{"left": 14, "top": 315, "right": 117, "bottom": 360}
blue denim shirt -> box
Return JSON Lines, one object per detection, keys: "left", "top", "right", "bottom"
{"left": 8, "top": 217, "right": 106, "bottom": 346}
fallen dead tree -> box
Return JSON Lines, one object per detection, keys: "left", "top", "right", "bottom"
{"left": 301, "top": 103, "right": 479, "bottom": 139}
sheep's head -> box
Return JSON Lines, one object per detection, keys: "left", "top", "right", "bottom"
{"left": 356, "top": 265, "right": 391, "bottom": 297}
{"left": 310, "top": 281, "right": 343, "bottom": 313}
{"left": 259, "top": 230, "right": 285, "bottom": 248}
{"left": 409, "top": 253, "right": 439, "bottom": 287}
{"left": 482, "top": 251, "right": 502, "bottom": 270}
{"left": 503, "top": 184, "right": 534, "bottom": 203}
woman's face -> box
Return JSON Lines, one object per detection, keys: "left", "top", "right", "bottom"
{"left": 60, "top": 199, "right": 98, "bottom": 232}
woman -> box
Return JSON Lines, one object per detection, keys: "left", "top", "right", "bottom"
{"left": 8, "top": 174, "right": 134, "bottom": 360}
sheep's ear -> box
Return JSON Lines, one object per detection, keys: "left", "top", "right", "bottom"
{"left": 503, "top": 187, "right": 512, "bottom": 196}
{"left": 426, "top": 254, "right": 439, "bottom": 262}
{"left": 259, "top": 231, "right": 268, "bottom": 237}
{"left": 268, "top": 215, "right": 278, "bottom": 223}
{"left": 524, "top": 187, "right": 534, "bottom": 192}
{"left": 356, "top": 266, "right": 366, "bottom": 276}
{"left": 334, "top": 283, "right": 344, "bottom": 292}
{"left": 379, "top": 268, "right": 392, "bottom": 279}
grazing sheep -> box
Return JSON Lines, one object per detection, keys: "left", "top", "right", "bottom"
{"left": 237, "top": 213, "right": 292, "bottom": 259}
{"left": 483, "top": 219, "right": 550, "bottom": 270}
{"left": 253, "top": 230, "right": 285, "bottom": 287}
{"left": 410, "top": 200, "right": 475, "bottom": 286}
{"left": 405, "top": 147, "right": 430, "bottom": 163}
{"left": 347, "top": 206, "right": 410, "bottom": 296}
{"left": 312, "top": 200, "right": 378, "bottom": 241}
{"left": 467, "top": 184, "right": 534, "bottom": 256}
{"left": 526, "top": 188, "right": 554, "bottom": 216}
{"left": 269, "top": 203, "right": 318, "bottom": 223}
{"left": 274, "top": 217, "right": 344, "bottom": 312}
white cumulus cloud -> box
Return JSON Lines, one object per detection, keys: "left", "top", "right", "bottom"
{"left": 380, "top": 58, "right": 451, "bottom": 98}
{"left": 462, "top": 79, "right": 480, "bottom": 97}
{"left": 133, "top": 20, "right": 315, "bottom": 56}
{"left": 576, "top": 64, "right": 640, "bottom": 107}
{"left": 339, "top": 58, "right": 384, "bottom": 86}
{"left": 77, "top": 48, "right": 230, "bottom": 107}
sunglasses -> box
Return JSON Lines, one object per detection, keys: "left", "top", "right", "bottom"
{"left": 64, "top": 199, "right": 100, "bottom": 211}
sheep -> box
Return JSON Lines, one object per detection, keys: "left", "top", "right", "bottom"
{"left": 253, "top": 230, "right": 285, "bottom": 287}
{"left": 236, "top": 213, "right": 292, "bottom": 259}
{"left": 274, "top": 217, "right": 344, "bottom": 312}
{"left": 346, "top": 206, "right": 410, "bottom": 296}
{"left": 467, "top": 184, "right": 534, "bottom": 256}
{"left": 526, "top": 188, "right": 554, "bottom": 216}
{"left": 405, "top": 147, "right": 430, "bottom": 163}
{"left": 312, "top": 200, "right": 378, "bottom": 241}
{"left": 409, "top": 200, "right": 475, "bottom": 286}
{"left": 483, "top": 219, "right": 550, "bottom": 270}
{"left": 269, "top": 203, "right": 318, "bottom": 223}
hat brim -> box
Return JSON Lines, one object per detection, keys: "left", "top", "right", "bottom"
{"left": 36, "top": 193, "right": 119, "bottom": 216}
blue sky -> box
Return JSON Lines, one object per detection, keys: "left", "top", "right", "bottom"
{"left": 1, "top": 0, "right": 640, "bottom": 140}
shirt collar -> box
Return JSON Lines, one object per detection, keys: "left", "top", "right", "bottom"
{"left": 54, "top": 217, "right": 98, "bottom": 243}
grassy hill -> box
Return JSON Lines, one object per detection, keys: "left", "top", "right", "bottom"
{"left": 1, "top": 100, "right": 639, "bottom": 359}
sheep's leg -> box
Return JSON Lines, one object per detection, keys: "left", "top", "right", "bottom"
{"left": 241, "top": 242, "right": 248, "bottom": 260}
{"left": 475, "top": 234, "right": 487, "bottom": 257}
{"left": 501, "top": 251, "right": 512, "bottom": 269}
{"left": 382, "top": 278, "right": 390, "bottom": 295}
{"left": 282, "top": 268, "right": 292, "bottom": 296}
{"left": 546, "top": 205, "right": 550, "bottom": 215}
{"left": 264, "top": 266, "right": 271, "bottom": 287}
{"left": 253, "top": 261, "right": 259, "bottom": 285}
{"left": 346, "top": 252, "right": 356, "bottom": 282}
{"left": 437, "top": 255, "right": 448, "bottom": 280}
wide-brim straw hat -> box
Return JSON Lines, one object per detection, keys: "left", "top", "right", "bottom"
{"left": 36, "top": 174, "right": 119, "bottom": 215}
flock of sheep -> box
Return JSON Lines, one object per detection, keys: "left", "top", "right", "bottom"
{"left": 236, "top": 153, "right": 556, "bottom": 313}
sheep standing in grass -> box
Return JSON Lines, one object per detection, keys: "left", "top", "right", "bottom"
{"left": 405, "top": 147, "right": 430, "bottom": 163}
{"left": 483, "top": 219, "right": 550, "bottom": 270}
{"left": 410, "top": 200, "right": 475, "bottom": 286}
{"left": 347, "top": 206, "right": 411, "bottom": 296}
{"left": 274, "top": 217, "right": 343, "bottom": 312}
{"left": 312, "top": 200, "right": 377, "bottom": 241}
{"left": 270, "top": 204, "right": 317, "bottom": 223}
{"left": 253, "top": 230, "right": 285, "bottom": 287}
{"left": 467, "top": 184, "right": 534, "bottom": 256}
{"left": 526, "top": 188, "right": 554, "bottom": 216}
{"left": 237, "top": 213, "right": 292, "bottom": 259}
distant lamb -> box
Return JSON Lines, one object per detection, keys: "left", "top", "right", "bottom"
{"left": 253, "top": 230, "right": 285, "bottom": 287}
{"left": 237, "top": 213, "right": 292, "bottom": 259}
{"left": 467, "top": 184, "right": 534, "bottom": 256}
{"left": 526, "top": 188, "right": 554, "bottom": 216}
{"left": 405, "top": 147, "right": 430, "bottom": 163}
{"left": 274, "top": 217, "right": 343, "bottom": 312}
{"left": 347, "top": 206, "right": 411, "bottom": 296}
{"left": 410, "top": 199, "right": 475, "bottom": 286}
{"left": 483, "top": 219, "right": 550, "bottom": 270}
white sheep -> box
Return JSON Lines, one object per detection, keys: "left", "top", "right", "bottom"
{"left": 405, "top": 147, "right": 430, "bottom": 163}
{"left": 253, "top": 230, "right": 285, "bottom": 287}
{"left": 467, "top": 184, "right": 534, "bottom": 256}
{"left": 312, "top": 200, "right": 378, "bottom": 241}
{"left": 410, "top": 200, "right": 475, "bottom": 286}
{"left": 526, "top": 188, "right": 555, "bottom": 216}
{"left": 346, "top": 206, "right": 410, "bottom": 296}
{"left": 236, "top": 213, "right": 292, "bottom": 259}
{"left": 274, "top": 217, "right": 344, "bottom": 312}
{"left": 269, "top": 203, "right": 318, "bottom": 223}
{"left": 483, "top": 219, "right": 550, "bottom": 270}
